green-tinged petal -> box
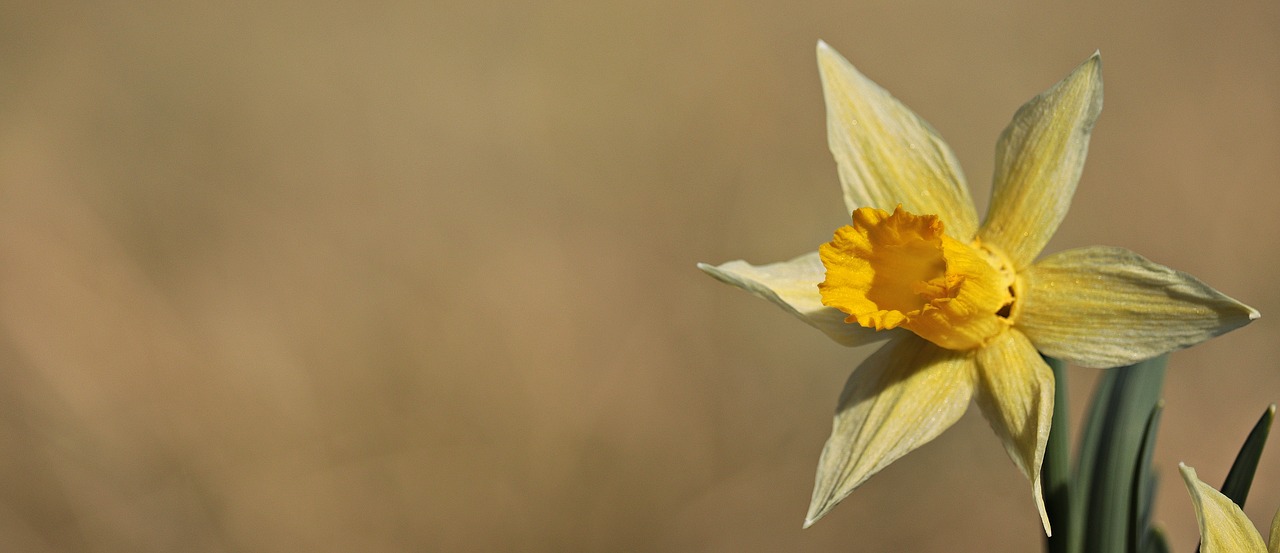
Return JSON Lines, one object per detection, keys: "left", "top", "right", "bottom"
{"left": 698, "top": 252, "right": 894, "bottom": 347}
{"left": 1180, "top": 464, "right": 1268, "bottom": 553}
{"left": 974, "top": 329, "right": 1054, "bottom": 535}
{"left": 1268, "top": 507, "right": 1280, "bottom": 553}
{"left": 1018, "top": 246, "right": 1258, "bottom": 368}
{"left": 805, "top": 334, "right": 975, "bottom": 527}
{"left": 816, "top": 41, "right": 979, "bottom": 240}
{"left": 978, "top": 52, "right": 1103, "bottom": 269}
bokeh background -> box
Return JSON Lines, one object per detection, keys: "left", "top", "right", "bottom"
{"left": 0, "top": 1, "right": 1276, "bottom": 551}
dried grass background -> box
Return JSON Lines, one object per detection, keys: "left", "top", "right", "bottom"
{"left": 0, "top": 1, "right": 1277, "bottom": 551}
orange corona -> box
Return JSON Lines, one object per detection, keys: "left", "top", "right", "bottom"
{"left": 819, "top": 205, "right": 1016, "bottom": 350}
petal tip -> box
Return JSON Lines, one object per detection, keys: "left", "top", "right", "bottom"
{"left": 1249, "top": 306, "right": 1262, "bottom": 321}
{"left": 1085, "top": 51, "right": 1102, "bottom": 75}
{"left": 803, "top": 500, "right": 832, "bottom": 529}
{"left": 1063, "top": 50, "right": 1103, "bottom": 92}
{"left": 697, "top": 261, "right": 726, "bottom": 281}
{"left": 814, "top": 40, "right": 858, "bottom": 78}
{"left": 1078, "top": 52, "right": 1103, "bottom": 81}
{"left": 1033, "top": 477, "right": 1052, "bottom": 536}
{"left": 1178, "top": 463, "right": 1201, "bottom": 498}
{"left": 804, "top": 478, "right": 849, "bottom": 529}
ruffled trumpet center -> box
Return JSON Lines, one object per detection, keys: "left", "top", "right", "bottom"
{"left": 819, "top": 205, "right": 1017, "bottom": 350}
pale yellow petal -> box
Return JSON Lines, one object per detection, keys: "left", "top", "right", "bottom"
{"left": 699, "top": 252, "right": 895, "bottom": 347}
{"left": 805, "top": 334, "right": 975, "bottom": 527}
{"left": 1269, "top": 507, "right": 1280, "bottom": 553}
{"left": 816, "top": 41, "right": 979, "bottom": 240}
{"left": 1180, "top": 464, "right": 1268, "bottom": 553}
{"left": 979, "top": 52, "right": 1103, "bottom": 269}
{"left": 974, "top": 329, "right": 1054, "bottom": 535}
{"left": 1018, "top": 246, "right": 1258, "bottom": 368}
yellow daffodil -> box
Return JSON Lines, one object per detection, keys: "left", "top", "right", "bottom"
{"left": 698, "top": 42, "right": 1258, "bottom": 533}
{"left": 1180, "top": 464, "right": 1280, "bottom": 553}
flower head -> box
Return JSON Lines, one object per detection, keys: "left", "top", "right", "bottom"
{"left": 1180, "top": 464, "right": 1280, "bottom": 553}
{"left": 698, "top": 42, "right": 1258, "bottom": 533}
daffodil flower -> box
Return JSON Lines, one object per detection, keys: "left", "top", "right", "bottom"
{"left": 698, "top": 42, "right": 1258, "bottom": 533}
{"left": 1180, "top": 464, "right": 1280, "bottom": 553}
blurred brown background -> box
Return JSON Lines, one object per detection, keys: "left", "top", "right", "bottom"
{"left": 0, "top": 1, "right": 1276, "bottom": 551}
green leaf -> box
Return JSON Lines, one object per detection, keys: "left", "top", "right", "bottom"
{"left": 1220, "top": 404, "right": 1276, "bottom": 507}
{"left": 1068, "top": 362, "right": 1116, "bottom": 553}
{"left": 1130, "top": 401, "right": 1163, "bottom": 553}
{"left": 1075, "top": 354, "right": 1168, "bottom": 553}
{"left": 1193, "top": 405, "right": 1273, "bottom": 553}
{"left": 1144, "top": 527, "right": 1170, "bottom": 553}
{"left": 1042, "top": 355, "right": 1070, "bottom": 553}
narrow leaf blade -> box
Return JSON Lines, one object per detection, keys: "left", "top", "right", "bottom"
{"left": 1145, "top": 527, "right": 1171, "bottom": 553}
{"left": 1131, "top": 401, "right": 1163, "bottom": 553}
{"left": 1220, "top": 404, "right": 1276, "bottom": 507}
{"left": 1079, "top": 354, "right": 1168, "bottom": 553}
{"left": 1042, "top": 355, "right": 1070, "bottom": 553}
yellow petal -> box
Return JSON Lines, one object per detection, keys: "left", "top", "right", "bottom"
{"left": 1270, "top": 507, "right": 1280, "bottom": 553}
{"left": 1180, "top": 464, "right": 1268, "bottom": 553}
{"left": 805, "top": 334, "right": 975, "bottom": 527}
{"left": 974, "top": 329, "right": 1054, "bottom": 535}
{"left": 978, "top": 52, "right": 1103, "bottom": 269}
{"left": 1018, "top": 246, "right": 1258, "bottom": 368}
{"left": 699, "top": 253, "right": 895, "bottom": 347}
{"left": 816, "top": 41, "right": 979, "bottom": 240}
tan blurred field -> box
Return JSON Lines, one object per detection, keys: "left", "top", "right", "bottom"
{"left": 0, "top": 1, "right": 1276, "bottom": 551}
